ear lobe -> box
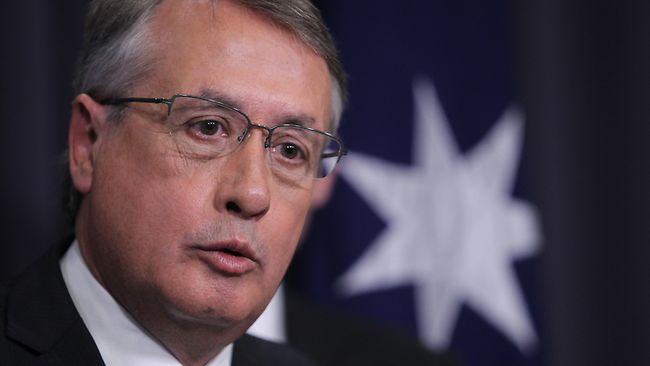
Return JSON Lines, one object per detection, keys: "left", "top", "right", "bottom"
{"left": 68, "top": 94, "right": 105, "bottom": 195}
{"left": 311, "top": 171, "right": 338, "bottom": 209}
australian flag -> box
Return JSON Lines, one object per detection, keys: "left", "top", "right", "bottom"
{"left": 288, "top": 1, "right": 544, "bottom": 365}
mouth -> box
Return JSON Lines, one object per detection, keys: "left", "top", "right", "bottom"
{"left": 193, "top": 240, "right": 259, "bottom": 276}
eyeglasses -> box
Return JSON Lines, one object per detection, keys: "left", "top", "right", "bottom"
{"left": 100, "top": 94, "right": 347, "bottom": 182}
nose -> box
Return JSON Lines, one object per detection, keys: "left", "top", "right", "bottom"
{"left": 214, "top": 129, "right": 271, "bottom": 220}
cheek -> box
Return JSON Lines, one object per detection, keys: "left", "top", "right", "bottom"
{"left": 263, "top": 188, "right": 312, "bottom": 268}
{"left": 92, "top": 130, "right": 210, "bottom": 247}
{"left": 88, "top": 160, "right": 216, "bottom": 306}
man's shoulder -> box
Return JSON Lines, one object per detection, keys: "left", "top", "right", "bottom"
{"left": 0, "top": 272, "right": 40, "bottom": 365}
{"left": 0, "top": 242, "right": 104, "bottom": 365}
{"left": 285, "top": 290, "right": 459, "bottom": 366}
{"left": 0, "top": 261, "right": 35, "bottom": 363}
{"left": 233, "top": 333, "right": 317, "bottom": 366}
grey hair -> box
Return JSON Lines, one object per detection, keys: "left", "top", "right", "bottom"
{"left": 73, "top": 0, "right": 347, "bottom": 124}
{"left": 64, "top": 0, "right": 348, "bottom": 222}
{"left": 234, "top": 0, "right": 347, "bottom": 127}
{"left": 73, "top": 0, "right": 160, "bottom": 102}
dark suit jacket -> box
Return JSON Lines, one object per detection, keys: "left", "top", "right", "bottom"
{"left": 285, "top": 289, "right": 459, "bottom": 366}
{"left": 0, "top": 243, "right": 315, "bottom": 366}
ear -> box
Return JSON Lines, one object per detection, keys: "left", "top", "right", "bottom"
{"left": 68, "top": 94, "right": 106, "bottom": 195}
{"left": 311, "top": 171, "right": 338, "bottom": 209}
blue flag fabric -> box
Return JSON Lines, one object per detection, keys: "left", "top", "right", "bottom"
{"left": 288, "top": 1, "right": 544, "bottom": 365}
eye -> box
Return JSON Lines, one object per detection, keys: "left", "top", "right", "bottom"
{"left": 187, "top": 119, "right": 228, "bottom": 138}
{"left": 269, "top": 127, "right": 313, "bottom": 165}
{"left": 279, "top": 143, "right": 302, "bottom": 160}
{"left": 268, "top": 126, "right": 318, "bottom": 175}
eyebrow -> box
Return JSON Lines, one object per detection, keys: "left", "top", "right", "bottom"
{"left": 197, "top": 87, "right": 244, "bottom": 110}
{"left": 196, "top": 87, "right": 317, "bottom": 128}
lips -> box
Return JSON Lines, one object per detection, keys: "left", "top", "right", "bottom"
{"left": 193, "top": 240, "right": 258, "bottom": 275}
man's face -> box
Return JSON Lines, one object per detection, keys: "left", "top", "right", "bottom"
{"left": 74, "top": 0, "right": 332, "bottom": 334}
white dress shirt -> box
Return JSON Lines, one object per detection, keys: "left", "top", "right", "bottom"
{"left": 246, "top": 284, "right": 287, "bottom": 343}
{"left": 60, "top": 240, "right": 233, "bottom": 366}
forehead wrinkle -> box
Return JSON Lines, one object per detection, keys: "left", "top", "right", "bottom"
{"left": 196, "top": 87, "right": 318, "bottom": 128}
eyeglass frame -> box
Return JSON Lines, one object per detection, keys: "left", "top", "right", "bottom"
{"left": 99, "top": 93, "right": 347, "bottom": 179}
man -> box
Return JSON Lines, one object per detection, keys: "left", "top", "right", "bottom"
{"left": 0, "top": 0, "right": 347, "bottom": 365}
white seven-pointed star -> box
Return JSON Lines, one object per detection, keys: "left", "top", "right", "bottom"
{"left": 336, "top": 78, "right": 541, "bottom": 353}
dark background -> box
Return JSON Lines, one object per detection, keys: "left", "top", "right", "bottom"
{"left": 1, "top": 0, "right": 87, "bottom": 277}
{"left": 1, "top": 1, "right": 649, "bottom": 365}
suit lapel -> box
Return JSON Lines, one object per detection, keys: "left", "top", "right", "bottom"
{"left": 232, "top": 334, "right": 259, "bottom": 366}
{"left": 5, "top": 243, "right": 104, "bottom": 365}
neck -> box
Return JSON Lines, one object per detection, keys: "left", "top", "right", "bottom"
{"left": 132, "top": 306, "right": 244, "bottom": 365}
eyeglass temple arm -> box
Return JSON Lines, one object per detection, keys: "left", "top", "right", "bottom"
{"left": 321, "top": 147, "right": 348, "bottom": 159}
{"left": 99, "top": 97, "right": 175, "bottom": 114}
{"left": 100, "top": 97, "right": 172, "bottom": 105}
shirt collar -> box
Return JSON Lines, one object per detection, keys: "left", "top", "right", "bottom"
{"left": 60, "top": 240, "right": 233, "bottom": 366}
{"left": 246, "top": 284, "right": 287, "bottom": 343}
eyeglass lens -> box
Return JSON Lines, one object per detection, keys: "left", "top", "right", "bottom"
{"left": 164, "top": 95, "right": 342, "bottom": 180}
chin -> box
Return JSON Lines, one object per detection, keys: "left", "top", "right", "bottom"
{"left": 161, "top": 275, "right": 267, "bottom": 330}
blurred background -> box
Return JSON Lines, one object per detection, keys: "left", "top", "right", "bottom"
{"left": 1, "top": 1, "right": 649, "bottom": 365}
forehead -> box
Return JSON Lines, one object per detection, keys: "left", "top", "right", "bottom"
{"left": 141, "top": 0, "right": 332, "bottom": 130}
